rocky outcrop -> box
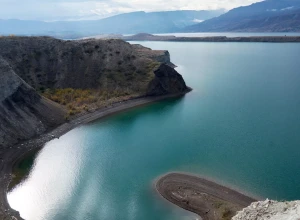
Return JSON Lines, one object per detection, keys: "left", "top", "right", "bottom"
{"left": 0, "top": 36, "right": 189, "bottom": 96}
{"left": 0, "top": 57, "right": 65, "bottom": 148}
{"left": 0, "top": 36, "right": 190, "bottom": 220}
{"left": 147, "top": 64, "right": 190, "bottom": 96}
{"left": 0, "top": 37, "right": 175, "bottom": 94}
{"left": 233, "top": 199, "right": 300, "bottom": 220}
{"left": 0, "top": 37, "right": 189, "bottom": 148}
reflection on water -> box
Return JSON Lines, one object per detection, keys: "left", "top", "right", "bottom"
{"left": 9, "top": 98, "right": 199, "bottom": 220}
{"left": 8, "top": 42, "right": 300, "bottom": 220}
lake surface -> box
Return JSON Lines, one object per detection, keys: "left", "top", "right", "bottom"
{"left": 8, "top": 42, "right": 300, "bottom": 220}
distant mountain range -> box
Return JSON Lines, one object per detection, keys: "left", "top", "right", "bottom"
{"left": 0, "top": 10, "right": 224, "bottom": 38}
{"left": 185, "top": 0, "right": 300, "bottom": 32}
{"left": 1, "top": 0, "right": 299, "bottom": 38}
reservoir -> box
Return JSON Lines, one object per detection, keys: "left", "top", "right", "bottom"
{"left": 8, "top": 41, "right": 300, "bottom": 220}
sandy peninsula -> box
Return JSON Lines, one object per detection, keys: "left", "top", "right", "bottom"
{"left": 156, "top": 172, "right": 257, "bottom": 220}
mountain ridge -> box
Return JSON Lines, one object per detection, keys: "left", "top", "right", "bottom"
{"left": 0, "top": 10, "right": 224, "bottom": 38}
{"left": 185, "top": 0, "right": 300, "bottom": 32}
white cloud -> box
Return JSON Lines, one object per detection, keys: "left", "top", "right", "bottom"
{"left": 192, "top": 19, "right": 204, "bottom": 23}
{"left": 0, "top": 0, "right": 263, "bottom": 21}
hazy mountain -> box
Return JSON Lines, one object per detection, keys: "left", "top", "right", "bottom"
{"left": 185, "top": 0, "right": 300, "bottom": 32}
{"left": 0, "top": 10, "right": 224, "bottom": 38}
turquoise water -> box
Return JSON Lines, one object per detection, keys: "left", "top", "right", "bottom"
{"left": 8, "top": 42, "right": 300, "bottom": 220}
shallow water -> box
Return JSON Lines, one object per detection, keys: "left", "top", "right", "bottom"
{"left": 8, "top": 42, "right": 300, "bottom": 220}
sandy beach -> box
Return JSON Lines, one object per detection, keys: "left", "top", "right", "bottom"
{"left": 156, "top": 172, "right": 257, "bottom": 220}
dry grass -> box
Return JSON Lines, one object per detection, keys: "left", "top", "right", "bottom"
{"left": 40, "top": 60, "right": 160, "bottom": 118}
{"left": 42, "top": 88, "right": 141, "bottom": 118}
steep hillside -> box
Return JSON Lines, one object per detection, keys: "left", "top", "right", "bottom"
{"left": 185, "top": 0, "right": 300, "bottom": 32}
{"left": 0, "top": 37, "right": 165, "bottom": 92}
{"left": 0, "top": 57, "right": 66, "bottom": 148}
{"left": 0, "top": 36, "right": 189, "bottom": 147}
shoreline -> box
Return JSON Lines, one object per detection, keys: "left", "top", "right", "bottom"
{"left": 155, "top": 172, "right": 258, "bottom": 220}
{"left": 154, "top": 171, "right": 262, "bottom": 201}
{"left": 0, "top": 92, "right": 189, "bottom": 220}
{"left": 123, "top": 34, "right": 300, "bottom": 43}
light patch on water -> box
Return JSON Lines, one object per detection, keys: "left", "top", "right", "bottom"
{"left": 8, "top": 129, "right": 87, "bottom": 220}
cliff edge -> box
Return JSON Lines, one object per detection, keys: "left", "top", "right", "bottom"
{"left": 0, "top": 56, "right": 66, "bottom": 148}
{"left": 147, "top": 64, "right": 189, "bottom": 96}
{"left": 0, "top": 37, "right": 189, "bottom": 148}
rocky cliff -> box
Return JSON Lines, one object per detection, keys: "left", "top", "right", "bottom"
{"left": 0, "top": 37, "right": 162, "bottom": 90}
{"left": 0, "top": 57, "right": 66, "bottom": 148}
{"left": 233, "top": 199, "right": 300, "bottom": 220}
{"left": 0, "top": 37, "right": 189, "bottom": 148}
{"left": 147, "top": 64, "right": 189, "bottom": 96}
{"left": 0, "top": 37, "right": 186, "bottom": 94}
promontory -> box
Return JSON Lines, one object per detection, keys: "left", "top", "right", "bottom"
{"left": 0, "top": 36, "right": 190, "bottom": 220}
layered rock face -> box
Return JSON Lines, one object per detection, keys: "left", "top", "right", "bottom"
{"left": 0, "top": 37, "right": 189, "bottom": 148}
{"left": 147, "top": 64, "right": 189, "bottom": 96}
{"left": 0, "top": 37, "right": 180, "bottom": 95}
{"left": 0, "top": 57, "right": 65, "bottom": 148}
{"left": 233, "top": 199, "right": 300, "bottom": 220}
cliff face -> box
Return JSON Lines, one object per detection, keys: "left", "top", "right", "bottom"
{"left": 0, "top": 37, "right": 175, "bottom": 94}
{"left": 0, "top": 37, "right": 188, "bottom": 97}
{"left": 0, "top": 57, "right": 66, "bottom": 148}
{"left": 147, "top": 64, "right": 189, "bottom": 96}
{"left": 0, "top": 37, "right": 189, "bottom": 148}
{"left": 233, "top": 199, "right": 300, "bottom": 220}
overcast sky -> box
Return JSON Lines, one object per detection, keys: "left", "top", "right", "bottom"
{"left": 0, "top": 0, "right": 263, "bottom": 21}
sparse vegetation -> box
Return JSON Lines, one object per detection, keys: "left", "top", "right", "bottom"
{"left": 42, "top": 88, "right": 144, "bottom": 117}
{"left": 0, "top": 37, "right": 168, "bottom": 118}
{"left": 221, "top": 207, "right": 233, "bottom": 220}
{"left": 43, "top": 88, "right": 97, "bottom": 114}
